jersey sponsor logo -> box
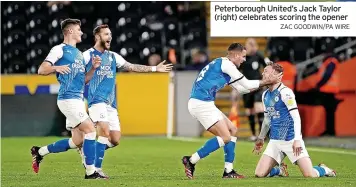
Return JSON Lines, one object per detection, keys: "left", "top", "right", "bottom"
{"left": 72, "top": 59, "right": 85, "bottom": 72}
{"left": 266, "top": 107, "right": 280, "bottom": 119}
{"left": 97, "top": 65, "right": 114, "bottom": 78}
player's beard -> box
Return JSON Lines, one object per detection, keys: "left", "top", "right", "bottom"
{"left": 100, "top": 40, "right": 107, "bottom": 50}
{"left": 99, "top": 36, "right": 110, "bottom": 50}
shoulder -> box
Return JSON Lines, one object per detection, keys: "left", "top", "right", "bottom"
{"left": 220, "top": 57, "right": 235, "bottom": 69}
{"left": 50, "top": 44, "right": 66, "bottom": 54}
{"left": 83, "top": 48, "right": 94, "bottom": 55}
{"left": 220, "top": 57, "right": 233, "bottom": 65}
{"left": 83, "top": 48, "right": 94, "bottom": 64}
{"left": 279, "top": 85, "right": 295, "bottom": 99}
{"left": 108, "top": 51, "right": 125, "bottom": 61}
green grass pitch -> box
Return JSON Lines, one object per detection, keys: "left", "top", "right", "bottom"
{"left": 2, "top": 137, "right": 356, "bottom": 187}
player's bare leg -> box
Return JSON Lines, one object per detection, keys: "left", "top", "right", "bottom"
{"left": 182, "top": 119, "right": 231, "bottom": 179}
{"left": 296, "top": 157, "right": 336, "bottom": 178}
{"left": 31, "top": 125, "right": 83, "bottom": 174}
{"left": 255, "top": 155, "right": 288, "bottom": 177}
{"left": 221, "top": 114, "right": 245, "bottom": 178}
{"left": 109, "top": 130, "right": 121, "bottom": 148}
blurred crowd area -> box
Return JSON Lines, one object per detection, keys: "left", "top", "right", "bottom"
{"left": 1, "top": 1, "right": 207, "bottom": 74}
{"left": 2, "top": 1, "right": 356, "bottom": 75}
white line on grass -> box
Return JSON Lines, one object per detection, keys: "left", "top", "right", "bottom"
{"left": 168, "top": 137, "right": 356, "bottom": 156}
{"left": 307, "top": 148, "right": 356, "bottom": 156}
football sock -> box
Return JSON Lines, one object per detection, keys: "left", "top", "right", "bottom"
{"left": 267, "top": 167, "right": 281, "bottom": 177}
{"left": 224, "top": 136, "right": 237, "bottom": 173}
{"left": 95, "top": 136, "right": 109, "bottom": 169}
{"left": 83, "top": 132, "right": 96, "bottom": 175}
{"left": 313, "top": 166, "right": 326, "bottom": 177}
{"left": 39, "top": 138, "right": 77, "bottom": 156}
{"left": 105, "top": 141, "right": 115, "bottom": 150}
{"left": 190, "top": 136, "right": 225, "bottom": 164}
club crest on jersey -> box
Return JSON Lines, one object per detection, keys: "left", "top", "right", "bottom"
{"left": 274, "top": 96, "right": 279, "bottom": 102}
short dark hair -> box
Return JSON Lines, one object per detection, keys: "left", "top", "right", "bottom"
{"left": 93, "top": 24, "right": 109, "bottom": 36}
{"left": 268, "top": 62, "right": 284, "bottom": 73}
{"left": 228, "top": 43, "right": 245, "bottom": 52}
{"left": 60, "top": 18, "right": 81, "bottom": 33}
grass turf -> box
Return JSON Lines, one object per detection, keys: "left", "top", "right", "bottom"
{"left": 2, "top": 137, "right": 356, "bottom": 187}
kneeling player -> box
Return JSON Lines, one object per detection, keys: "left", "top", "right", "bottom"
{"left": 181, "top": 43, "right": 282, "bottom": 179}
{"left": 253, "top": 63, "right": 336, "bottom": 178}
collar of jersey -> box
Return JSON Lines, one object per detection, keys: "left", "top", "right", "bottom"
{"left": 92, "top": 47, "right": 107, "bottom": 55}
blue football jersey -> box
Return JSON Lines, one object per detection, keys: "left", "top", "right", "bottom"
{"left": 45, "top": 43, "right": 86, "bottom": 100}
{"left": 263, "top": 84, "right": 299, "bottom": 141}
{"left": 83, "top": 48, "right": 126, "bottom": 109}
{"left": 190, "top": 57, "right": 243, "bottom": 101}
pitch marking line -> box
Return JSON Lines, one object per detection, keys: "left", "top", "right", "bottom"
{"left": 168, "top": 137, "right": 356, "bottom": 156}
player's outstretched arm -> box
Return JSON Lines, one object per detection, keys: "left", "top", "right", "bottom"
{"left": 222, "top": 59, "right": 281, "bottom": 90}
{"left": 230, "top": 84, "right": 258, "bottom": 95}
{"left": 85, "top": 54, "right": 102, "bottom": 84}
{"left": 121, "top": 60, "right": 173, "bottom": 73}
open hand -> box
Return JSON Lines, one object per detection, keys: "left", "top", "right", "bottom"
{"left": 265, "top": 70, "right": 283, "bottom": 85}
{"left": 293, "top": 140, "right": 302, "bottom": 157}
{"left": 253, "top": 138, "right": 264, "bottom": 155}
{"left": 156, "top": 60, "right": 173, "bottom": 72}
{"left": 54, "top": 64, "right": 71, "bottom": 74}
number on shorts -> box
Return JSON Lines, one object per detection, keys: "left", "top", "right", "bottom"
{"left": 196, "top": 65, "right": 209, "bottom": 82}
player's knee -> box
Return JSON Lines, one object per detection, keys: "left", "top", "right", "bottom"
{"left": 110, "top": 134, "right": 121, "bottom": 147}
{"left": 111, "top": 139, "right": 120, "bottom": 147}
{"left": 221, "top": 135, "right": 231, "bottom": 144}
{"left": 86, "top": 125, "right": 96, "bottom": 133}
{"left": 230, "top": 125, "right": 238, "bottom": 135}
{"left": 302, "top": 171, "right": 315, "bottom": 178}
{"left": 71, "top": 136, "right": 83, "bottom": 147}
{"left": 79, "top": 119, "right": 96, "bottom": 133}
{"left": 254, "top": 171, "right": 267, "bottom": 178}
{"left": 97, "top": 123, "right": 110, "bottom": 137}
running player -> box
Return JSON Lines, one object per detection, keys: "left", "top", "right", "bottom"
{"left": 253, "top": 63, "right": 336, "bottom": 178}
{"left": 181, "top": 43, "right": 282, "bottom": 179}
{"left": 80, "top": 24, "right": 173, "bottom": 178}
{"left": 30, "top": 19, "right": 105, "bottom": 179}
